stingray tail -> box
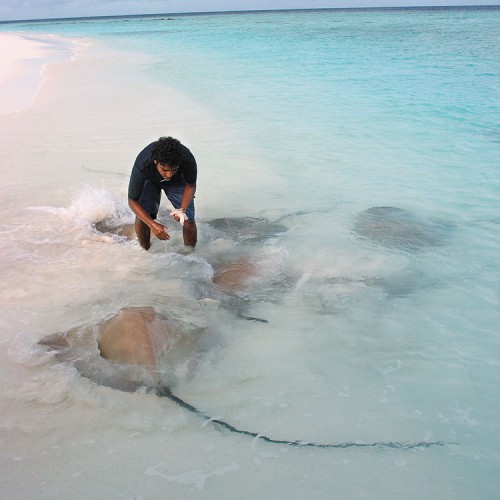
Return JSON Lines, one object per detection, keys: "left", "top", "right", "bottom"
{"left": 237, "top": 313, "right": 268, "bottom": 323}
{"left": 156, "top": 384, "right": 452, "bottom": 450}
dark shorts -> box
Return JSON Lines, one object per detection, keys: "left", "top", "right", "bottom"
{"left": 139, "top": 180, "right": 195, "bottom": 221}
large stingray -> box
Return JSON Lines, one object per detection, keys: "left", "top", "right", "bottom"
{"left": 353, "top": 207, "right": 453, "bottom": 252}
{"left": 38, "top": 307, "right": 207, "bottom": 392}
{"left": 37, "top": 305, "right": 448, "bottom": 451}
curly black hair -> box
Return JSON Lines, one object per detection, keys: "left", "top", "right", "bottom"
{"left": 151, "top": 137, "right": 183, "bottom": 166}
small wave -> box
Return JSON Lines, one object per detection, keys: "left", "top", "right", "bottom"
{"left": 27, "top": 186, "right": 133, "bottom": 236}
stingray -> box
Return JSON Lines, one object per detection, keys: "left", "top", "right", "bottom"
{"left": 38, "top": 307, "right": 207, "bottom": 392}
{"left": 94, "top": 220, "right": 136, "bottom": 240}
{"left": 321, "top": 268, "right": 439, "bottom": 299}
{"left": 353, "top": 207, "right": 453, "bottom": 252}
{"left": 209, "top": 257, "right": 274, "bottom": 322}
{"left": 204, "top": 217, "right": 288, "bottom": 244}
{"left": 37, "top": 306, "right": 449, "bottom": 451}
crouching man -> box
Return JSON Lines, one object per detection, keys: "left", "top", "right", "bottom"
{"left": 128, "top": 136, "right": 197, "bottom": 249}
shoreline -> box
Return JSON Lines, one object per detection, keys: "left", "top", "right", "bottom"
{"left": 0, "top": 32, "right": 84, "bottom": 116}
{"left": 0, "top": 30, "right": 268, "bottom": 216}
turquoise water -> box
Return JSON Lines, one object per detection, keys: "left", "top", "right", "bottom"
{"left": 1, "top": 7, "right": 499, "bottom": 499}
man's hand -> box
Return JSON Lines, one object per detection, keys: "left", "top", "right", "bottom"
{"left": 170, "top": 208, "right": 187, "bottom": 225}
{"left": 151, "top": 221, "right": 170, "bottom": 240}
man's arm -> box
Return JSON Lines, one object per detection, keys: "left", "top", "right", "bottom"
{"left": 172, "top": 182, "right": 197, "bottom": 222}
{"left": 128, "top": 198, "right": 170, "bottom": 240}
{"left": 180, "top": 182, "right": 196, "bottom": 214}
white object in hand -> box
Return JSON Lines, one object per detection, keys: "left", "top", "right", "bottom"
{"left": 170, "top": 208, "right": 187, "bottom": 226}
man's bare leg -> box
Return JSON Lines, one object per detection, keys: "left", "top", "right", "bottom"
{"left": 183, "top": 220, "right": 197, "bottom": 247}
{"left": 135, "top": 216, "right": 151, "bottom": 250}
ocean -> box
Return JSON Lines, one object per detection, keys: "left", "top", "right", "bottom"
{"left": 0, "top": 7, "right": 499, "bottom": 499}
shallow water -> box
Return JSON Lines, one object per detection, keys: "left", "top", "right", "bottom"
{"left": 1, "top": 7, "right": 499, "bottom": 499}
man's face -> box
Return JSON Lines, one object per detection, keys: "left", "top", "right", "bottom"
{"left": 155, "top": 160, "right": 179, "bottom": 181}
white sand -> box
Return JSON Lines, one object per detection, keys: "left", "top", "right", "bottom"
{"left": 0, "top": 32, "right": 79, "bottom": 115}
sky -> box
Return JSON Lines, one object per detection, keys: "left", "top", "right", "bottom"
{"left": 0, "top": 0, "right": 498, "bottom": 22}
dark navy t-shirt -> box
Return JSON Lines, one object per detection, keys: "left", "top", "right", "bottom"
{"left": 128, "top": 141, "right": 197, "bottom": 200}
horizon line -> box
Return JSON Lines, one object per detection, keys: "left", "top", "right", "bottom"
{"left": 1, "top": 4, "right": 498, "bottom": 24}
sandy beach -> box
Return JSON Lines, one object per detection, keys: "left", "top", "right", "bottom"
{"left": 0, "top": 32, "right": 81, "bottom": 115}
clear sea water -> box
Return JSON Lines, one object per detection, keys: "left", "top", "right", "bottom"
{"left": 0, "top": 7, "right": 499, "bottom": 499}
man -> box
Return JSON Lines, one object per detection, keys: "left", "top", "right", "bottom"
{"left": 128, "top": 136, "right": 197, "bottom": 249}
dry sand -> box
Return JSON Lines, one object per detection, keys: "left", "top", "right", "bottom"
{"left": 0, "top": 32, "right": 79, "bottom": 115}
